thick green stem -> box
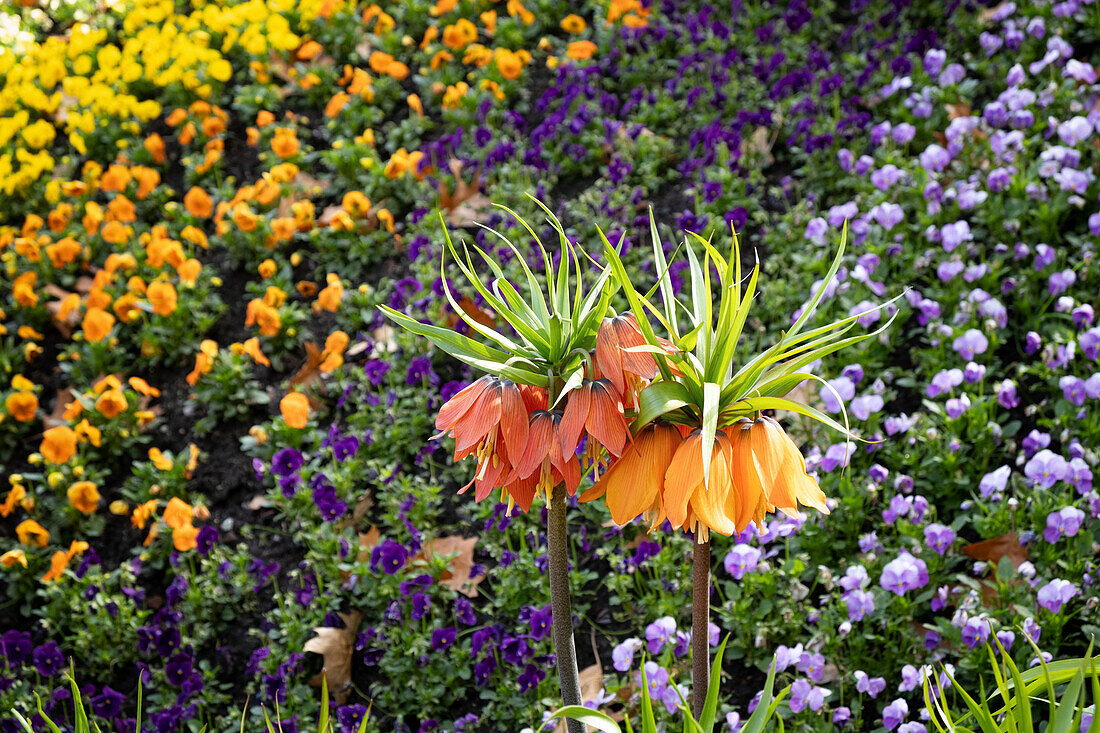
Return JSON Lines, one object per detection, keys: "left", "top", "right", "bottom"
{"left": 692, "top": 536, "right": 712, "bottom": 721}
{"left": 547, "top": 487, "right": 584, "bottom": 733}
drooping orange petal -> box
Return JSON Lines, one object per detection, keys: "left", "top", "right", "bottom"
{"left": 690, "top": 433, "right": 737, "bottom": 535}
{"left": 595, "top": 320, "right": 627, "bottom": 396}
{"left": 771, "top": 429, "right": 829, "bottom": 515}
{"left": 604, "top": 424, "right": 678, "bottom": 525}
{"left": 452, "top": 382, "right": 502, "bottom": 453}
{"left": 515, "top": 411, "right": 555, "bottom": 478}
{"left": 729, "top": 422, "right": 766, "bottom": 532}
{"left": 749, "top": 417, "right": 786, "bottom": 499}
{"left": 435, "top": 376, "right": 490, "bottom": 433}
{"left": 504, "top": 473, "right": 539, "bottom": 512}
{"left": 585, "top": 379, "right": 628, "bottom": 457}
{"left": 559, "top": 384, "right": 592, "bottom": 461}
{"left": 663, "top": 432, "right": 703, "bottom": 528}
{"left": 498, "top": 381, "right": 529, "bottom": 460}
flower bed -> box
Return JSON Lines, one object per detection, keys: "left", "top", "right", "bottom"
{"left": 1, "top": 0, "right": 1098, "bottom": 731}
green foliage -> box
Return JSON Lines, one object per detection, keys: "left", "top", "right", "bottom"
{"left": 925, "top": 635, "right": 1100, "bottom": 733}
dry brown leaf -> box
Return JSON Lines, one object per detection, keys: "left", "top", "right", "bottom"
{"left": 289, "top": 342, "right": 325, "bottom": 391}
{"left": 439, "top": 158, "right": 491, "bottom": 226}
{"left": 977, "top": 2, "right": 1012, "bottom": 25}
{"left": 962, "top": 532, "right": 1028, "bottom": 569}
{"left": 444, "top": 295, "right": 496, "bottom": 330}
{"left": 445, "top": 194, "right": 493, "bottom": 227}
{"left": 304, "top": 611, "right": 363, "bottom": 704}
{"left": 945, "top": 103, "right": 972, "bottom": 120}
{"left": 740, "top": 125, "right": 775, "bottom": 164}
{"left": 356, "top": 525, "right": 381, "bottom": 564}
{"left": 579, "top": 663, "right": 604, "bottom": 703}
{"left": 422, "top": 536, "right": 485, "bottom": 597}
{"left": 316, "top": 205, "right": 347, "bottom": 227}
{"left": 351, "top": 493, "right": 374, "bottom": 524}
{"left": 246, "top": 495, "right": 272, "bottom": 510}
{"left": 43, "top": 284, "right": 80, "bottom": 339}
{"left": 44, "top": 387, "right": 78, "bottom": 429}
{"left": 371, "top": 325, "right": 399, "bottom": 354}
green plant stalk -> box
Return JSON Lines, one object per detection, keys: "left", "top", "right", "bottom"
{"left": 548, "top": 486, "right": 585, "bottom": 733}
{"left": 692, "top": 537, "right": 711, "bottom": 721}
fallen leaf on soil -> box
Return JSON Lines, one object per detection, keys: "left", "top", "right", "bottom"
{"left": 370, "top": 325, "right": 399, "bottom": 354}
{"left": 439, "top": 158, "right": 492, "bottom": 226}
{"left": 421, "top": 536, "right": 485, "bottom": 597}
{"left": 43, "top": 284, "right": 80, "bottom": 338}
{"left": 246, "top": 495, "right": 272, "bottom": 510}
{"left": 445, "top": 194, "right": 493, "bottom": 227}
{"left": 961, "top": 532, "right": 1027, "bottom": 568}
{"left": 304, "top": 610, "right": 363, "bottom": 704}
{"left": 316, "top": 204, "right": 348, "bottom": 227}
{"left": 356, "top": 525, "right": 381, "bottom": 563}
{"left": 740, "top": 125, "right": 775, "bottom": 164}
{"left": 444, "top": 295, "right": 496, "bottom": 330}
{"left": 350, "top": 493, "right": 374, "bottom": 524}
{"left": 977, "top": 2, "right": 1012, "bottom": 25}
{"left": 579, "top": 663, "right": 604, "bottom": 703}
{"left": 288, "top": 342, "right": 325, "bottom": 392}
{"left": 44, "top": 387, "right": 79, "bottom": 429}
{"left": 945, "top": 103, "right": 972, "bottom": 119}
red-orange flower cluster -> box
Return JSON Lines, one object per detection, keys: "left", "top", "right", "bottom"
{"left": 435, "top": 313, "right": 665, "bottom": 513}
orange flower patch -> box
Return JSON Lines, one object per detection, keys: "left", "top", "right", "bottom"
{"left": 325, "top": 93, "right": 350, "bottom": 118}
{"left": 95, "top": 388, "right": 128, "bottom": 418}
{"left": 315, "top": 273, "right": 343, "bottom": 312}
{"left": 1, "top": 485, "right": 27, "bottom": 518}
{"left": 145, "top": 133, "right": 167, "bottom": 163}
{"left": 177, "top": 258, "right": 202, "bottom": 285}
{"left": 45, "top": 237, "right": 82, "bottom": 268}
{"left": 280, "top": 392, "right": 310, "bottom": 428}
{"left": 16, "top": 519, "right": 49, "bottom": 547}
{"left": 442, "top": 19, "right": 478, "bottom": 49}
{"left": 13, "top": 271, "right": 37, "bottom": 307}
{"left": 40, "top": 426, "right": 77, "bottom": 464}
{"left": 320, "top": 330, "right": 350, "bottom": 372}
{"left": 561, "top": 14, "right": 586, "bottom": 33}
{"left": 186, "top": 339, "right": 219, "bottom": 386}
{"left": 41, "top": 541, "right": 88, "bottom": 582}
{"left": 5, "top": 391, "right": 38, "bottom": 422}
{"left": 129, "top": 377, "right": 160, "bottom": 397}
{"left": 566, "top": 40, "right": 597, "bottom": 60}
{"left": 74, "top": 418, "right": 101, "bottom": 447}
{"left": 147, "top": 281, "right": 178, "bottom": 316}
{"left": 494, "top": 48, "right": 525, "bottom": 79}
{"left": 184, "top": 187, "right": 214, "bottom": 218}
{"left": 245, "top": 299, "right": 281, "bottom": 336}
{"left": 241, "top": 337, "right": 271, "bottom": 366}
{"left": 0, "top": 549, "right": 27, "bottom": 568}
{"left": 149, "top": 448, "right": 173, "bottom": 471}
{"left": 271, "top": 128, "right": 300, "bottom": 158}
{"left": 67, "top": 481, "right": 101, "bottom": 513}
{"left": 82, "top": 307, "right": 116, "bottom": 343}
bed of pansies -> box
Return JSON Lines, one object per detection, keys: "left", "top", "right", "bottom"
{"left": 2, "top": 0, "right": 1100, "bottom": 730}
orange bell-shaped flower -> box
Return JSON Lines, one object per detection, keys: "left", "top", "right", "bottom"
{"left": 579, "top": 422, "right": 680, "bottom": 525}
